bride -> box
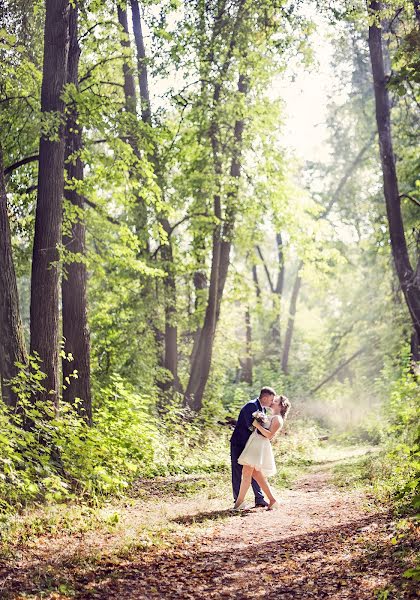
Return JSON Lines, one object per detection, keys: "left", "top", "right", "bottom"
{"left": 233, "top": 395, "right": 290, "bottom": 511}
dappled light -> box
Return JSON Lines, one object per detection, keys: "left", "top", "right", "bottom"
{"left": 0, "top": 0, "right": 418, "bottom": 598}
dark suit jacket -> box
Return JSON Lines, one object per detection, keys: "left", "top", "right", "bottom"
{"left": 230, "top": 398, "right": 264, "bottom": 449}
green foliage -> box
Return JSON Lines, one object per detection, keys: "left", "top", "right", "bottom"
{"left": 332, "top": 363, "right": 419, "bottom": 513}
{"left": 0, "top": 359, "right": 232, "bottom": 515}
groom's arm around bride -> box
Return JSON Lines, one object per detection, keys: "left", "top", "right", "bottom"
{"left": 229, "top": 386, "right": 276, "bottom": 507}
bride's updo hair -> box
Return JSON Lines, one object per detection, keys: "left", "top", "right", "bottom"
{"left": 277, "top": 395, "right": 291, "bottom": 419}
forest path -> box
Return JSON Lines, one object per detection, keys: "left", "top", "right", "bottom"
{"left": 67, "top": 454, "right": 416, "bottom": 599}
{"left": 3, "top": 449, "right": 417, "bottom": 599}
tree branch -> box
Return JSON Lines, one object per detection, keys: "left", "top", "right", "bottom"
{"left": 400, "top": 193, "right": 420, "bottom": 208}
{"left": 4, "top": 154, "right": 39, "bottom": 177}
{"left": 318, "top": 131, "right": 376, "bottom": 219}
{"left": 255, "top": 245, "right": 275, "bottom": 293}
{"left": 310, "top": 348, "right": 365, "bottom": 395}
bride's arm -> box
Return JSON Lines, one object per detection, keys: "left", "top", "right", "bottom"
{"left": 252, "top": 417, "right": 282, "bottom": 440}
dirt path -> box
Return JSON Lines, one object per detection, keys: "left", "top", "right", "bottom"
{"left": 2, "top": 459, "right": 418, "bottom": 599}
{"left": 77, "top": 470, "right": 415, "bottom": 600}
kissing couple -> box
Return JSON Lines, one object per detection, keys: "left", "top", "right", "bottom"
{"left": 230, "top": 386, "right": 291, "bottom": 510}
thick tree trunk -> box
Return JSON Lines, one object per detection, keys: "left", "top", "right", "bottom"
{"left": 281, "top": 264, "right": 302, "bottom": 374}
{"left": 0, "top": 143, "right": 28, "bottom": 408}
{"left": 62, "top": 2, "right": 92, "bottom": 424}
{"left": 30, "top": 0, "right": 70, "bottom": 408}
{"left": 368, "top": 1, "right": 420, "bottom": 357}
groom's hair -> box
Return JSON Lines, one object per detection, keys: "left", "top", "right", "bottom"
{"left": 259, "top": 386, "right": 276, "bottom": 398}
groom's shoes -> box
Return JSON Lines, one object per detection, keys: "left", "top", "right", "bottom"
{"left": 254, "top": 500, "right": 269, "bottom": 508}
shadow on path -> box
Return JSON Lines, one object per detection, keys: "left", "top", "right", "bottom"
{"left": 2, "top": 511, "right": 416, "bottom": 599}
{"left": 75, "top": 512, "right": 415, "bottom": 600}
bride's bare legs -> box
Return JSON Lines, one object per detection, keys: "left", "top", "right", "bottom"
{"left": 252, "top": 470, "right": 277, "bottom": 506}
{"left": 234, "top": 465, "right": 254, "bottom": 508}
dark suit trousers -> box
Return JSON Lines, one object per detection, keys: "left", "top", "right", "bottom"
{"left": 230, "top": 442, "right": 265, "bottom": 503}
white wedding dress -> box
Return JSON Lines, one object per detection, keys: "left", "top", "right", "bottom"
{"left": 237, "top": 415, "right": 282, "bottom": 477}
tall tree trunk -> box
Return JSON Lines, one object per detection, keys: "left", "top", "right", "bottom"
{"left": 130, "top": 0, "right": 179, "bottom": 390}
{"left": 240, "top": 306, "right": 253, "bottom": 384}
{"left": 274, "top": 232, "right": 285, "bottom": 297}
{"left": 130, "top": 0, "right": 151, "bottom": 123}
{"left": 252, "top": 264, "right": 261, "bottom": 299}
{"left": 0, "top": 143, "right": 28, "bottom": 408}
{"left": 30, "top": 0, "right": 70, "bottom": 408}
{"left": 185, "top": 74, "right": 247, "bottom": 411}
{"left": 189, "top": 252, "right": 208, "bottom": 368}
{"left": 160, "top": 216, "right": 180, "bottom": 391}
{"left": 255, "top": 233, "right": 285, "bottom": 348}
{"left": 273, "top": 232, "right": 285, "bottom": 349}
{"left": 62, "top": 2, "right": 92, "bottom": 424}
{"left": 281, "top": 263, "right": 302, "bottom": 374}
{"left": 185, "top": 195, "right": 222, "bottom": 410}
{"left": 117, "top": 3, "right": 137, "bottom": 114}
{"left": 368, "top": 0, "right": 420, "bottom": 358}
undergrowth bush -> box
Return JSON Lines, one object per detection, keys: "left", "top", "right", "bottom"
{"left": 333, "top": 362, "right": 419, "bottom": 513}
{"left": 0, "top": 362, "right": 230, "bottom": 516}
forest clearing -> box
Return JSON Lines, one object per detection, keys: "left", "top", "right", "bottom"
{"left": 0, "top": 0, "right": 419, "bottom": 598}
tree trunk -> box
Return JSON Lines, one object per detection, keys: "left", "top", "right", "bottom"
{"left": 160, "top": 216, "right": 180, "bottom": 392}
{"left": 273, "top": 231, "right": 285, "bottom": 349}
{"left": 184, "top": 196, "right": 222, "bottom": 410}
{"left": 62, "top": 2, "right": 92, "bottom": 424}
{"left": 117, "top": 3, "right": 137, "bottom": 114}
{"left": 281, "top": 264, "right": 302, "bottom": 374}
{"left": 252, "top": 264, "right": 261, "bottom": 299}
{"left": 368, "top": 0, "right": 420, "bottom": 358}
{"left": 185, "top": 74, "right": 247, "bottom": 411}
{"left": 0, "top": 143, "right": 28, "bottom": 408}
{"left": 130, "top": 0, "right": 151, "bottom": 123}
{"left": 240, "top": 306, "right": 253, "bottom": 384}
{"left": 30, "top": 0, "right": 70, "bottom": 408}
{"left": 274, "top": 232, "right": 285, "bottom": 296}
{"left": 130, "top": 0, "right": 179, "bottom": 391}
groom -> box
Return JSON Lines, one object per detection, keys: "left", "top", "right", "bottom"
{"left": 230, "top": 386, "right": 276, "bottom": 507}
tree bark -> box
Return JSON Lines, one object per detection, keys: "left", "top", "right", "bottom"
{"left": 368, "top": 0, "right": 420, "bottom": 357}
{"left": 30, "top": 0, "right": 70, "bottom": 408}
{"left": 281, "top": 264, "right": 302, "bottom": 374}
{"left": 0, "top": 143, "right": 28, "bottom": 408}
{"left": 62, "top": 2, "right": 92, "bottom": 424}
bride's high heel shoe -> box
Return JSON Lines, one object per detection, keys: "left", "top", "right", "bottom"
{"left": 233, "top": 500, "right": 248, "bottom": 511}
